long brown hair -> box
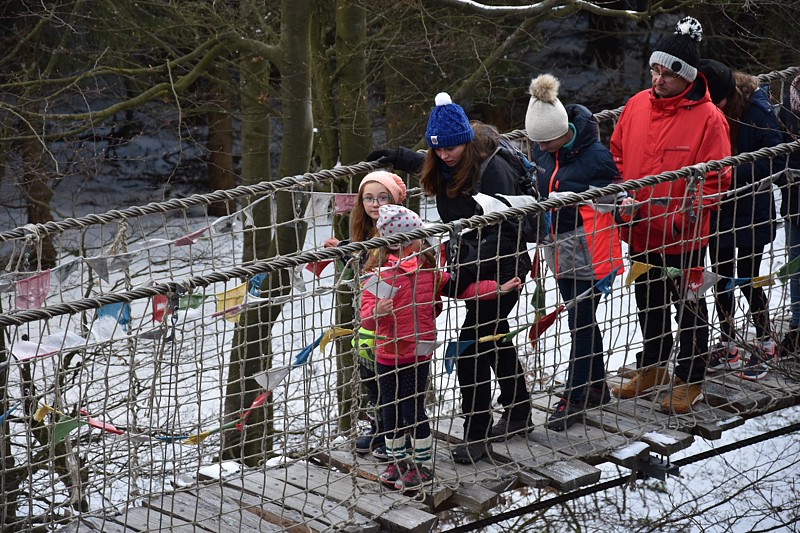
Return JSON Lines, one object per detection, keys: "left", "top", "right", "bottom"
{"left": 720, "top": 71, "right": 759, "bottom": 150}
{"left": 419, "top": 121, "right": 498, "bottom": 198}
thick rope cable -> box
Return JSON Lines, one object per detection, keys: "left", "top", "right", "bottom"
{"left": 441, "top": 421, "right": 800, "bottom": 533}
{"left": 1, "top": 141, "right": 799, "bottom": 327}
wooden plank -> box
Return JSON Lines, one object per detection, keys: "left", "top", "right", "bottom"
{"left": 709, "top": 369, "right": 797, "bottom": 411}
{"left": 221, "top": 465, "right": 377, "bottom": 532}
{"left": 192, "top": 484, "right": 305, "bottom": 533}
{"left": 274, "top": 462, "right": 438, "bottom": 533}
{"left": 490, "top": 436, "right": 601, "bottom": 492}
{"left": 528, "top": 395, "right": 640, "bottom": 466}
{"left": 110, "top": 507, "right": 199, "bottom": 532}
{"left": 56, "top": 516, "right": 133, "bottom": 532}
{"left": 315, "top": 447, "right": 453, "bottom": 509}
{"left": 144, "top": 491, "right": 241, "bottom": 533}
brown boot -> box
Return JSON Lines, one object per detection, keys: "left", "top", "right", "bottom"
{"left": 612, "top": 366, "right": 670, "bottom": 399}
{"left": 660, "top": 377, "right": 703, "bottom": 414}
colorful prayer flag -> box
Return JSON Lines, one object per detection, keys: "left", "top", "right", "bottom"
{"left": 528, "top": 305, "right": 564, "bottom": 347}
{"left": 443, "top": 340, "right": 476, "bottom": 374}
{"left": 15, "top": 270, "right": 51, "bottom": 309}
{"left": 249, "top": 273, "right": 268, "bottom": 297}
{"left": 777, "top": 255, "right": 800, "bottom": 282}
{"left": 319, "top": 327, "right": 354, "bottom": 353}
{"left": 153, "top": 294, "right": 169, "bottom": 322}
{"left": 305, "top": 260, "right": 332, "bottom": 277}
{"left": 333, "top": 193, "right": 358, "bottom": 214}
{"left": 625, "top": 261, "right": 652, "bottom": 286}
{"left": 175, "top": 226, "right": 210, "bottom": 246}
{"left": 214, "top": 283, "right": 247, "bottom": 323}
{"left": 97, "top": 302, "right": 131, "bottom": 332}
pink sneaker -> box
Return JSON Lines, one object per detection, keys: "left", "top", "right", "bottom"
{"left": 395, "top": 465, "right": 433, "bottom": 491}
{"left": 379, "top": 463, "right": 406, "bottom": 489}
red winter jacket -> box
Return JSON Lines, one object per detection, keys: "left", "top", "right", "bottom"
{"left": 610, "top": 78, "right": 732, "bottom": 255}
{"left": 360, "top": 255, "right": 500, "bottom": 366}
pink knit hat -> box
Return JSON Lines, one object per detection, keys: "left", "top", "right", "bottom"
{"left": 377, "top": 205, "right": 423, "bottom": 250}
{"left": 359, "top": 171, "right": 407, "bottom": 203}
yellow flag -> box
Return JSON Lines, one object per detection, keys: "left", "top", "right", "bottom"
{"left": 33, "top": 404, "right": 55, "bottom": 422}
{"left": 215, "top": 283, "right": 247, "bottom": 323}
{"left": 478, "top": 333, "right": 505, "bottom": 344}
{"left": 751, "top": 274, "right": 775, "bottom": 288}
{"left": 185, "top": 431, "right": 211, "bottom": 445}
{"left": 319, "top": 327, "right": 354, "bottom": 353}
{"left": 625, "top": 261, "right": 653, "bottom": 287}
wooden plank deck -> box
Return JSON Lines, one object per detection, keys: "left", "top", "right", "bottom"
{"left": 63, "top": 363, "right": 800, "bottom": 533}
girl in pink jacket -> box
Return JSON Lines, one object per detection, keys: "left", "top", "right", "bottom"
{"left": 361, "top": 205, "right": 520, "bottom": 492}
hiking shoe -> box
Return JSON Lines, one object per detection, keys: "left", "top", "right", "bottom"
{"left": 378, "top": 462, "right": 407, "bottom": 488}
{"left": 546, "top": 398, "right": 583, "bottom": 431}
{"left": 707, "top": 343, "right": 741, "bottom": 372}
{"left": 395, "top": 465, "right": 434, "bottom": 492}
{"left": 739, "top": 343, "right": 776, "bottom": 381}
{"left": 586, "top": 382, "right": 611, "bottom": 408}
{"left": 780, "top": 329, "right": 800, "bottom": 359}
{"left": 660, "top": 377, "right": 704, "bottom": 414}
{"left": 355, "top": 430, "right": 383, "bottom": 454}
{"left": 489, "top": 416, "right": 532, "bottom": 441}
{"left": 452, "top": 441, "right": 492, "bottom": 464}
{"left": 612, "top": 366, "right": 670, "bottom": 399}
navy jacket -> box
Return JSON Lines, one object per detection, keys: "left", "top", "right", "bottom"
{"left": 712, "top": 87, "right": 783, "bottom": 249}
{"left": 778, "top": 92, "right": 800, "bottom": 222}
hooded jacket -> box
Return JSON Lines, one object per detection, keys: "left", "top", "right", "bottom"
{"left": 610, "top": 75, "right": 732, "bottom": 255}
{"left": 530, "top": 104, "right": 624, "bottom": 280}
{"left": 711, "top": 86, "right": 783, "bottom": 249}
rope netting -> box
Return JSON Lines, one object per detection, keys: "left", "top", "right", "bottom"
{"left": 0, "top": 66, "right": 799, "bottom": 532}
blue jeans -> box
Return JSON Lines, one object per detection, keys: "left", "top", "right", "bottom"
{"left": 786, "top": 221, "right": 800, "bottom": 328}
{"left": 556, "top": 278, "right": 605, "bottom": 403}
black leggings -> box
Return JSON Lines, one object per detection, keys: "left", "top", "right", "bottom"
{"left": 377, "top": 361, "right": 431, "bottom": 441}
{"left": 710, "top": 245, "right": 771, "bottom": 342}
{"left": 632, "top": 251, "right": 709, "bottom": 383}
{"left": 456, "top": 290, "right": 530, "bottom": 440}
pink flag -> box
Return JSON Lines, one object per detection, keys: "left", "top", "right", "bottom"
{"left": 16, "top": 270, "right": 51, "bottom": 309}
{"left": 79, "top": 409, "right": 125, "bottom": 435}
{"left": 333, "top": 194, "right": 358, "bottom": 214}
{"left": 175, "top": 226, "right": 209, "bottom": 246}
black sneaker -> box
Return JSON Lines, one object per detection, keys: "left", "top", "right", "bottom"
{"left": 546, "top": 398, "right": 583, "bottom": 431}
{"left": 489, "top": 416, "right": 533, "bottom": 441}
{"left": 586, "top": 383, "right": 611, "bottom": 408}
{"left": 707, "top": 342, "right": 741, "bottom": 372}
{"left": 452, "top": 441, "right": 492, "bottom": 464}
{"left": 738, "top": 344, "right": 776, "bottom": 381}
{"left": 780, "top": 329, "right": 800, "bottom": 359}
{"left": 355, "top": 432, "right": 383, "bottom": 454}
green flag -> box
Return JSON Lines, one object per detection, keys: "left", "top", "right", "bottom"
{"left": 179, "top": 294, "right": 207, "bottom": 309}
{"left": 54, "top": 416, "right": 82, "bottom": 443}
{"left": 778, "top": 255, "right": 800, "bottom": 282}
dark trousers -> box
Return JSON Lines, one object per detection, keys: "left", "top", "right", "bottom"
{"left": 377, "top": 361, "right": 431, "bottom": 441}
{"left": 456, "top": 291, "right": 530, "bottom": 440}
{"left": 710, "top": 245, "right": 771, "bottom": 341}
{"left": 557, "top": 278, "right": 605, "bottom": 403}
{"left": 632, "top": 251, "right": 709, "bottom": 383}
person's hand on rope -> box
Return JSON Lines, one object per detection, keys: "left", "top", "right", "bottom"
{"left": 366, "top": 147, "right": 425, "bottom": 174}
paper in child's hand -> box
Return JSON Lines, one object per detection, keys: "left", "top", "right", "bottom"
{"left": 363, "top": 275, "right": 399, "bottom": 299}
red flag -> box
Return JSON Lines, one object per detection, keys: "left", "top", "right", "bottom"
{"left": 15, "top": 270, "right": 51, "bottom": 309}
{"left": 686, "top": 267, "right": 706, "bottom": 291}
{"left": 305, "top": 260, "right": 332, "bottom": 277}
{"left": 175, "top": 226, "right": 209, "bottom": 246}
{"left": 79, "top": 409, "right": 125, "bottom": 435}
{"left": 153, "top": 294, "right": 169, "bottom": 322}
{"left": 333, "top": 193, "right": 358, "bottom": 214}
{"left": 528, "top": 305, "right": 564, "bottom": 348}
{"left": 236, "top": 392, "right": 269, "bottom": 431}
{"left": 530, "top": 249, "right": 540, "bottom": 279}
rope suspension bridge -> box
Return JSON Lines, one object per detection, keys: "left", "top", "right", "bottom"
{"left": 1, "top": 67, "right": 799, "bottom": 533}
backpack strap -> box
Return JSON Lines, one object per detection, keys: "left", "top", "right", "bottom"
{"left": 474, "top": 145, "right": 502, "bottom": 195}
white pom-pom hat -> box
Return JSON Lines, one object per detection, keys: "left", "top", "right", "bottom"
{"left": 525, "top": 73, "right": 569, "bottom": 142}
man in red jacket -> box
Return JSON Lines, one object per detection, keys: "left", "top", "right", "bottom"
{"left": 609, "top": 16, "right": 732, "bottom": 414}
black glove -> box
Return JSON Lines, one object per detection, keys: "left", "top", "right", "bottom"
{"left": 366, "top": 147, "right": 424, "bottom": 174}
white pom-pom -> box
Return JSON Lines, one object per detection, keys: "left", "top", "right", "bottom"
{"left": 435, "top": 92, "right": 452, "bottom": 106}
{"left": 528, "top": 73, "right": 560, "bottom": 103}
{"left": 675, "top": 16, "right": 702, "bottom": 43}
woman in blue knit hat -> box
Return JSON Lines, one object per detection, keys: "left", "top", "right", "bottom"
{"left": 368, "top": 93, "right": 533, "bottom": 463}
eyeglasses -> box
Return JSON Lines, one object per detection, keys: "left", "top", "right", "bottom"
{"left": 650, "top": 67, "right": 679, "bottom": 80}
{"left": 362, "top": 194, "right": 391, "bottom": 205}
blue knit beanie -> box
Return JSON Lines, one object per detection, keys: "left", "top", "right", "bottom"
{"left": 425, "top": 93, "right": 474, "bottom": 148}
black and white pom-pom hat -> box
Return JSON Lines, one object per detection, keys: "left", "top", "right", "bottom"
{"left": 649, "top": 16, "right": 703, "bottom": 82}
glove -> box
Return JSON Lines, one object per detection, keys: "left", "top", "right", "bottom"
{"left": 366, "top": 147, "right": 424, "bottom": 174}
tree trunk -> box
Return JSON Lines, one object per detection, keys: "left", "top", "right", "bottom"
{"left": 206, "top": 67, "right": 237, "bottom": 216}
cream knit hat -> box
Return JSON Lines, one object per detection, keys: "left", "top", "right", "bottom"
{"left": 525, "top": 74, "right": 569, "bottom": 142}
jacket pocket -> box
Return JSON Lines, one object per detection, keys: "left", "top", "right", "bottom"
{"left": 660, "top": 146, "right": 692, "bottom": 170}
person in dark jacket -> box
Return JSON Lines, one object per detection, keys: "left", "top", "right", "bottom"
{"left": 524, "top": 73, "right": 624, "bottom": 430}
{"left": 367, "top": 94, "right": 532, "bottom": 464}
{"left": 778, "top": 75, "right": 800, "bottom": 356}
{"left": 699, "top": 60, "right": 785, "bottom": 380}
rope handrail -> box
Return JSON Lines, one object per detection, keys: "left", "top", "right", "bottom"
{"left": 1, "top": 140, "right": 799, "bottom": 327}
{"left": 0, "top": 66, "right": 797, "bottom": 244}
